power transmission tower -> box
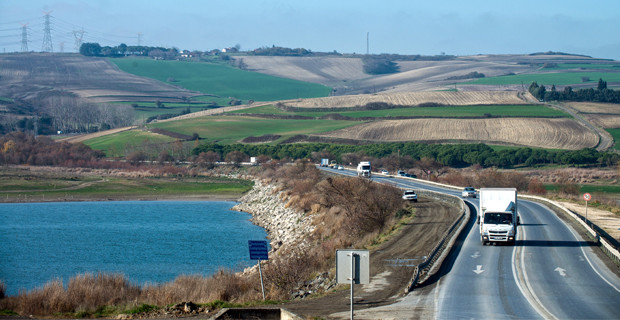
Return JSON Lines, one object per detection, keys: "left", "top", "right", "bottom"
{"left": 137, "top": 32, "right": 142, "bottom": 46}
{"left": 73, "top": 28, "right": 85, "bottom": 52}
{"left": 41, "top": 11, "right": 53, "bottom": 52}
{"left": 59, "top": 42, "right": 64, "bottom": 52}
{"left": 366, "top": 32, "right": 369, "bottom": 55}
{"left": 21, "top": 24, "right": 29, "bottom": 52}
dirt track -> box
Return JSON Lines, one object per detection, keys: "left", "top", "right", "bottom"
{"left": 280, "top": 197, "right": 459, "bottom": 319}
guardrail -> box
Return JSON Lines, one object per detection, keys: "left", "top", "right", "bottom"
{"left": 520, "top": 194, "right": 620, "bottom": 264}
{"left": 405, "top": 190, "right": 470, "bottom": 293}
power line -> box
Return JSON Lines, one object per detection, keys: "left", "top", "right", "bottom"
{"left": 21, "top": 24, "right": 28, "bottom": 52}
{"left": 73, "top": 28, "right": 84, "bottom": 52}
{"left": 41, "top": 12, "right": 53, "bottom": 52}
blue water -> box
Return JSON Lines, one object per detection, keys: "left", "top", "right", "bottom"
{"left": 0, "top": 201, "right": 268, "bottom": 296}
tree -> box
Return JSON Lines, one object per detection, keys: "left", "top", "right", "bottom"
{"left": 597, "top": 78, "right": 607, "bottom": 90}
{"left": 126, "top": 151, "right": 146, "bottom": 165}
{"left": 362, "top": 57, "right": 399, "bottom": 75}
{"left": 79, "top": 42, "right": 102, "bottom": 56}
{"left": 157, "top": 150, "right": 174, "bottom": 164}
{"left": 225, "top": 150, "right": 247, "bottom": 166}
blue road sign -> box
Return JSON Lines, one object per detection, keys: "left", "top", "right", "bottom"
{"left": 248, "top": 240, "right": 269, "bottom": 260}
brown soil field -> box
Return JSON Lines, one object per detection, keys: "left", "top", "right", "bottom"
{"left": 283, "top": 91, "right": 531, "bottom": 109}
{"left": 566, "top": 102, "right": 620, "bottom": 129}
{"left": 315, "top": 118, "right": 599, "bottom": 150}
{"left": 0, "top": 53, "right": 201, "bottom": 103}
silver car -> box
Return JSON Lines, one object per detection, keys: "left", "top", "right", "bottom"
{"left": 462, "top": 187, "right": 477, "bottom": 198}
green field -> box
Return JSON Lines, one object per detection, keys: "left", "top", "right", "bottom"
{"left": 228, "top": 104, "right": 569, "bottom": 118}
{"left": 110, "top": 58, "right": 332, "bottom": 102}
{"left": 147, "top": 115, "right": 357, "bottom": 145}
{"left": 468, "top": 72, "right": 620, "bottom": 86}
{"left": 545, "top": 63, "right": 620, "bottom": 70}
{"left": 545, "top": 184, "right": 620, "bottom": 197}
{"left": 85, "top": 130, "right": 177, "bottom": 157}
{"left": 607, "top": 128, "right": 620, "bottom": 151}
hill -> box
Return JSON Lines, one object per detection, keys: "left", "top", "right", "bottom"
{"left": 0, "top": 53, "right": 201, "bottom": 104}
{"left": 235, "top": 53, "right": 620, "bottom": 94}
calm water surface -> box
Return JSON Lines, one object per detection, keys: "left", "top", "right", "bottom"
{"left": 0, "top": 201, "right": 267, "bottom": 296}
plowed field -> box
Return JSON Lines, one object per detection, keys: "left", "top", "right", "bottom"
{"left": 566, "top": 102, "right": 620, "bottom": 129}
{"left": 284, "top": 91, "right": 530, "bottom": 109}
{"left": 314, "top": 118, "right": 599, "bottom": 150}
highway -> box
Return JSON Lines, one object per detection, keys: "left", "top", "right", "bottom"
{"left": 321, "top": 167, "right": 620, "bottom": 319}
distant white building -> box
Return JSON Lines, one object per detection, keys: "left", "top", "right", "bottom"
{"left": 180, "top": 50, "right": 193, "bottom": 58}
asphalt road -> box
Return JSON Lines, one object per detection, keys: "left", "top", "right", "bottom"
{"left": 321, "top": 167, "right": 620, "bottom": 319}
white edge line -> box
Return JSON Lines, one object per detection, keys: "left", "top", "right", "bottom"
{"left": 564, "top": 219, "right": 620, "bottom": 293}
{"left": 513, "top": 219, "right": 558, "bottom": 320}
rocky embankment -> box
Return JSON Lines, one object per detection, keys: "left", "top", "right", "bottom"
{"left": 232, "top": 179, "right": 315, "bottom": 254}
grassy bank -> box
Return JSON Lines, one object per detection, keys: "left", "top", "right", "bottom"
{"left": 0, "top": 167, "right": 253, "bottom": 203}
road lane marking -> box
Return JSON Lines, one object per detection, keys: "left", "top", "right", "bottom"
{"left": 554, "top": 267, "right": 567, "bottom": 277}
{"left": 473, "top": 265, "right": 485, "bottom": 274}
{"left": 565, "top": 221, "right": 620, "bottom": 293}
{"left": 513, "top": 218, "right": 558, "bottom": 320}
{"left": 471, "top": 251, "right": 480, "bottom": 259}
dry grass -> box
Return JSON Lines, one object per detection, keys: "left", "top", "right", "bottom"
{"left": 314, "top": 118, "right": 599, "bottom": 150}
{"left": 0, "top": 273, "right": 141, "bottom": 316}
{"left": 140, "top": 272, "right": 258, "bottom": 306}
{"left": 284, "top": 91, "right": 529, "bottom": 109}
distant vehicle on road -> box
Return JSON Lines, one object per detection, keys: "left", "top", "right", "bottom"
{"left": 380, "top": 169, "right": 389, "bottom": 175}
{"left": 329, "top": 160, "right": 338, "bottom": 168}
{"left": 320, "top": 159, "right": 329, "bottom": 167}
{"left": 462, "top": 187, "right": 477, "bottom": 198}
{"left": 402, "top": 189, "right": 418, "bottom": 202}
{"left": 357, "top": 161, "right": 371, "bottom": 177}
{"left": 337, "top": 165, "right": 344, "bottom": 170}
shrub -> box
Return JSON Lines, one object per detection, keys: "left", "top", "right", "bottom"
{"left": 528, "top": 178, "right": 547, "bottom": 195}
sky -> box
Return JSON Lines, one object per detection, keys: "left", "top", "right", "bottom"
{"left": 1, "top": 0, "right": 620, "bottom": 60}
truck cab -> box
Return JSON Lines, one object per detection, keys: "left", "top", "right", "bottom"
{"left": 357, "top": 161, "right": 371, "bottom": 177}
{"left": 479, "top": 188, "right": 518, "bottom": 245}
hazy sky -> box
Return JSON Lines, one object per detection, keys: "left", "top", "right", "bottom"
{"left": 2, "top": 0, "right": 619, "bottom": 60}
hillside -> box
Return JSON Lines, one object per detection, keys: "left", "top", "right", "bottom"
{"left": 235, "top": 53, "right": 619, "bottom": 94}
{"left": 0, "top": 53, "right": 201, "bottom": 104}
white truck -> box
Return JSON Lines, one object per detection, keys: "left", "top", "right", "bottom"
{"left": 320, "top": 158, "right": 329, "bottom": 167}
{"left": 357, "top": 161, "right": 371, "bottom": 177}
{"left": 479, "top": 188, "right": 519, "bottom": 245}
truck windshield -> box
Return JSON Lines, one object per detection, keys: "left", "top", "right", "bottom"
{"left": 484, "top": 212, "right": 513, "bottom": 225}
{"left": 361, "top": 166, "right": 370, "bottom": 170}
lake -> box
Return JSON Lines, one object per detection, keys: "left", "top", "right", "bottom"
{"left": 0, "top": 201, "right": 268, "bottom": 296}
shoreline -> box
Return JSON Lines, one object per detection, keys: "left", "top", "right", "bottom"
{"left": 0, "top": 193, "right": 242, "bottom": 204}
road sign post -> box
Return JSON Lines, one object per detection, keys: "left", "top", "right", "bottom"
{"left": 248, "top": 240, "right": 269, "bottom": 301}
{"left": 583, "top": 193, "right": 592, "bottom": 227}
{"left": 336, "top": 249, "right": 369, "bottom": 320}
